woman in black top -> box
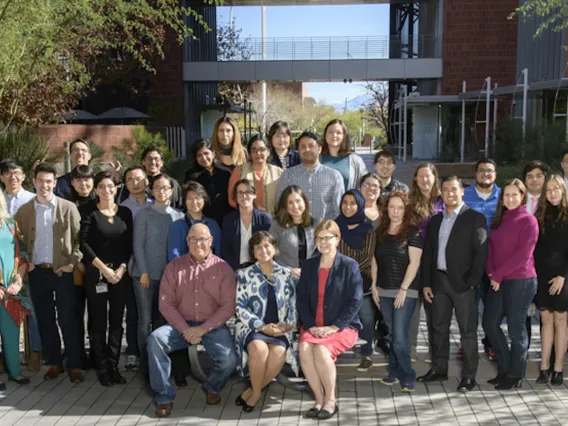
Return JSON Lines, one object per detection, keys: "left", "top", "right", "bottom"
{"left": 184, "top": 139, "right": 233, "bottom": 226}
{"left": 80, "top": 171, "right": 133, "bottom": 386}
{"left": 534, "top": 175, "right": 568, "bottom": 385}
{"left": 371, "top": 191, "right": 423, "bottom": 392}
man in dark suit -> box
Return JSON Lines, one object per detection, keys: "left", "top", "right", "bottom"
{"left": 417, "top": 176, "right": 488, "bottom": 392}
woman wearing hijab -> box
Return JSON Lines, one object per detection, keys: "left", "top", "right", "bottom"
{"left": 336, "top": 189, "right": 376, "bottom": 372}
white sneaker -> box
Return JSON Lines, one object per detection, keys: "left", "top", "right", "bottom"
{"left": 125, "top": 355, "right": 139, "bottom": 371}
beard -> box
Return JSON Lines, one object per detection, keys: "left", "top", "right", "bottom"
{"left": 477, "top": 181, "right": 493, "bottom": 189}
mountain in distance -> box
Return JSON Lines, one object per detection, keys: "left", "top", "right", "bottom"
{"left": 332, "top": 93, "right": 372, "bottom": 112}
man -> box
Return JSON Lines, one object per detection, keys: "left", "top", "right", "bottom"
{"left": 54, "top": 139, "right": 92, "bottom": 200}
{"left": 147, "top": 224, "right": 237, "bottom": 417}
{"left": 561, "top": 150, "right": 568, "bottom": 188}
{"left": 418, "top": 176, "right": 488, "bottom": 392}
{"left": 0, "top": 160, "right": 42, "bottom": 372}
{"left": 119, "top": 166, "right": 154, "bottom": 371}
{"left": 15, "top": 163, "right": 84, "bottom": 383}
{"left": 523, "top": 160, "right": 549, "bottom": 215}
{"left": 374, "top": 151, "right": 409, "bottom": 203}
{"left": 276, "top": 131, "right": 344, "bottom": 224}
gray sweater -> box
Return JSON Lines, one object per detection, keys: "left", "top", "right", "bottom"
{"left": 269, "top": 221, "right": 316, "bottom": 269}
{"left": 133, "top": 204, "right": 183, "bottom": 280}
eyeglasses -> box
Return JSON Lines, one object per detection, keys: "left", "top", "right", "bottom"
{"left": 251, "top": 147, "right": 269, "bottom": 154}
{"left": 153, "top": 186, "right": 172, "bottom": 192}
{"left": 188, "top": 237, "right": 212, "bottom": 245}
{"left": 315, "top": 235, "right": 337, "bottom": 243}
{"left": 361, "top": 182, "right": 380, "bottom": 191}
{"left": 145, "top": 156, "right": 162, "bottom": 163}
{"left": 477, "top": 168, "right": 496, "bottom": 174}
{"left": 186, "top": 196, "right": 204, "bottom": 203}
{"left": 376, "top": 159, "right": 394, "bottom": 166}
{"left": 546, "top": 186, "right": 563, "bottom": 194}
{"left": 126, "top": 177, "right": 145, "bottom": 184}
{"left": 3, "top": 171, "right": 23, "bottom": 178}
{"left": 237, "top": 190, "right": 254, "bottom": 197}
{"left": 97, "top": 184, "right": 116, "bottom": 191}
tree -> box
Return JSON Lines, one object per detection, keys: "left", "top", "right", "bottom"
{"left": 362, "top": 82, "right": 390, "bottom": 144}
{"left": 510, "top": 1, "right": 568, "bottom": 37}
{"left": 0, "top": 0, "right": 219, "bottom": 126}
{"left": 247, "top": 85, "right": 303, "bottom": 132}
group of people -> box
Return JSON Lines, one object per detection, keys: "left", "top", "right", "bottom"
{"left": 0, "top": 115, "right": 567, "bottom": 420}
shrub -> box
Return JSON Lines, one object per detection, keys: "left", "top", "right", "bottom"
{"left": 112, "top": 127, "right": 174, "bottom": 173}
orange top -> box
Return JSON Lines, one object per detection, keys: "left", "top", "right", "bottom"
{"left": 228, "top": 167, "right": 265, "bottom": 211}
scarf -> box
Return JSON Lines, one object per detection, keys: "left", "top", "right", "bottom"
{"left": 336, "top": 189, "right": 374, "bottom": 250}
{"left": 220, "top": 143, "right": 233, "bottom": 156}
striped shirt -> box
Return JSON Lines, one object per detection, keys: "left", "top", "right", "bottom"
{"left": 338, "top": 229, "right": 376, "bottom": 294}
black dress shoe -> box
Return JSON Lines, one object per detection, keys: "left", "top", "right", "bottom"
{"left": 317, "top": 404, "right": 338, "bottom": 420}
{"left": 551, "top": 371, "right": 563, "bottom": 386}
{"left": 536, "top": 370, "right": 550, "bottom": 384}
{"left": 242, "top": 401, "right": 256, "bottom": 413}
{"left": 457, "top": 378, "right": 476, "bottom": 392}
{"left": 305, "top": 407, "right": 321, "bottom": 418}
{"left": 174, "top": 376, "right": 188, "bottom": 387}
{"left": 495, "top": 378, "right": 522, "bottom": 390}
{"left": 235, "top": 394, "right": 247, "bottom": 407}
{"left": 417, "top": 369, "right": 449, "bottom": 382}
{"left": 0, "top": 381, "right": 6, "bottom": 391}
{"left": 487, "top": 373, "right": 507, "bottom": 385}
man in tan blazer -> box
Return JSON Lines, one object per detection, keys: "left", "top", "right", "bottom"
{"left": 15, "top": 163, "right": 84, "bottom": 383}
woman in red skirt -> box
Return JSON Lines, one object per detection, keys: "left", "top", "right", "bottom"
{"left": 297, "top": 220, "right": 363, "bottom": 420}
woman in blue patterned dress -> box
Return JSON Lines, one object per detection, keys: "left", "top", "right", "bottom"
{"left": 234, "top": 231, "right": 297, "bottom": 412}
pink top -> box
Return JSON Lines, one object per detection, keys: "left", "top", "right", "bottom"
{"left": 315, "top": 267, "right": 330, "bottom": 327}
{"left": 159, "top": 252, "right": 236, "bottom": 333}
{"left": 486, "top": 205, "right": 539, "bottom": 284}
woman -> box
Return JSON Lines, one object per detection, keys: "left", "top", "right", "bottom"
{"left": 234, "top": 231, "right": 297, "bottom": 412}
{"left": 70, "top": 164, "right": 97, "bottom": 213}
{"left": 168, "top": 181, "right": 222, "bottom": 261}
{"left": 269, "top": 185, "right": 316, "bottom": 278}
{"left": 80, "top": 171, "right": 133, "bottom": 386}
{"left": 267, "top": 121, "right": 300, "bottom": 170}
{"left": 320, "top": 119, "right": 367, "bottom": 191}
{"left": 133, "top": 174, "right": 183, "bottom": 371}
{"left": 533, "top": 175, "right": 568, "bottom": 385}
{"left": 184, "top": 139, "right": 233, "bottom": 225}
{"left": 228, "top": 134, "right": 283, "bottom": 217}
{"left": 371, "top": 191, "right": 423, "bottom": 392}
{"left": 222, "top": 179, "right": 272, "bottom": 271}
{"left": 359, "top": 172, "right": 382, "bottom": 228}
{"left": 408, "top": 163, "right": 443, "bottom": 362}
{"left": 211, "top": 117, "right": 247, "bottom": 171}
{"left": 0, "top": 191, "right": 30, "bottom": 391}
{"left": 483, "top": 178, "right": 538, "bottom": 390}
{"left": 297, "top": 220, "right": 363, "bottom": 420}
{"left": 336, "top": 190, "right": 376, "bottom": 372}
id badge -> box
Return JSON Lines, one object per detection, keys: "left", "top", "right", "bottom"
{"left": 96, "top": 283, "right": 108, "bottom": 294}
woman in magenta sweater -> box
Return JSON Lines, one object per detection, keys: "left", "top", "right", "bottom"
{"left": 483, "top": 178, "right": 539, "bottom": 390}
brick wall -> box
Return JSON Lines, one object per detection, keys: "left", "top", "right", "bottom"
{"left": 442, "top": 0, "right": 518, "bottom": 95}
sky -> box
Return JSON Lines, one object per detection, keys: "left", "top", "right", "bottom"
{"left": 216, "top": 4, "right": 390, "bottom": 105}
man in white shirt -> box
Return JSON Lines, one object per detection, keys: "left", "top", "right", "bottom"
{"left": 523, "top": 160, "right": 550, "bottom": 215}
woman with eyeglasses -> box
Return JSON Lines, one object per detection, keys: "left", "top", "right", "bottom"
{"left": 222, "top": 179, "right": 272, "bottom": 271}
{"left": 211, "top": 117, "right": 248, "bottom": 171}
{"left": 80, "top": 171, "right": 133, "bottom": 386}
{"left": 320, "top": 119, "right": 368, "bottom": 191}
{"left": 297, "top": 220, "right": 363, "bottom": 420}
{"left": 133, "top": 174, "right": 183, "bottom": 373}
{"left": 228, "top": 134, "right": 283, "bottom": 217}
{"left": 184, "top": 139, "right": 233, "bottom": 226}
{"left": 359, "top": 173, "right": 382, "bottom": 229}
{"left": 267, "top": 121, "right": 300, "bottom": 170}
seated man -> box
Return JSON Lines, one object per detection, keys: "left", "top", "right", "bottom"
{"left": 147, "top": 223, "right": 238, "bottom": 418}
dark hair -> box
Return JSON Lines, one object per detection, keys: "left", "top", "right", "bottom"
{"left": 374, "top": 150, "right": 396, "bottom": 165}
{"left": 441, "top": 175, "right": 464, "bottom": 189}
{"left": 71, "top": 164, "right": 95, "bottom": 180}
{"left": 248, "top": 230, "right": 279, "bottom": 262}
{"left": 190, "top": 139, "right": 213, "bottom": 164}
{"left": 233, "top": 178, "right": 256, "bottom": 202}
{"left": 69, "top": 138, "right": 90, "bottom": 153}
{"left": 183, "top": 181, "right": 209, "bottom": 204}
{"left": 522, "top": 160, "right": 550, "bottom": 181}
{"left": 94, "top": 170, "right": 114, "bottom": 188}
{"left": 34, "top": 163, "right": 57, "bottom": 178}
{"left": 275, "top": 185, "right": 313, "bottom": 228}
{"left": 267, "top": 121, "right": 293, "bottom": 149}
{"left": 141, "top": 145, "right": 164, "bottom": 161}
{"left": 475, "top": 158, "right": 497, "bottom": 171}
{"left": 123, "top": 165, "right": 147, "bottom": 182}
{"left": 491, "top": 178, "right": 528, "bottom": 229}
{"left": 150, "top": 173, "right": 174, "bottom": 190}
{"left": 246, "top": 134, "right": 269, "bottom": 157}
{"left": 376, "top": 191, "right": 414, "bottom": 244}
{"left": 297, "top": 131, "right": 320, "bottom": 146}
{"left": 0, "top": 159, "right": 23, "bottom": 175}
{"left": 321, "top": 119, "right": 351, "bottom": 156}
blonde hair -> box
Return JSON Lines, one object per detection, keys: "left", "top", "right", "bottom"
{"left": 314, "top": 219, "right": 341, "bottom": 241}
{"left": 211, "top": 117, "right": 246, "bottom": 167}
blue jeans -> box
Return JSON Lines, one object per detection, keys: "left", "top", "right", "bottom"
{"left": 133, "top": 277, "right": 161, "bottom": 366}
{"left": 359, "top": 295, "right": 378, "bottom": 356}
{"left": 482, "top": 278, "right": 537, "bottom": 379}
{"left": 147, "top": 321, "right": 238, "bottom": 404}
{"left": 380, "top": 296, "right": 417, "bottom": 385}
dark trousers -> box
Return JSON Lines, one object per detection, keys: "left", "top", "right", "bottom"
{"left": 28, "top": 268, "right": 81, "bottom": 369}
{"left": 84, "top": 266, "right": 127, "bottom": 369}
{"left": 124, "top": 276, "right": 139, "bottom": 357}
{"left": 482, "top": 278, "right": 537, "bottom": 379}
{"left": 431, "top": 271, "right": 478, "bottom": 379}
{"left": 74, "top": 284, "right": 90, "bottom": 366}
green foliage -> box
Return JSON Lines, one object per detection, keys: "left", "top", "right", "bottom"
{"left": 511, "top": 0, "right": 568, "bottom": 37}
{"left": 113, "top": 127, "right": 173, "bottom": 172}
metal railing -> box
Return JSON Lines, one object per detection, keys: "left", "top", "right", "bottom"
{"left": 216, "top": 35, "right": 440, "bottom": 61}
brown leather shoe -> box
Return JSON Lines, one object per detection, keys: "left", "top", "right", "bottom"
{"left": 28, "top": 351, "right": 42, "bottom": 372}
{"left": 206, "top": 391, "right": 221, "bottom": 405}
{"left": 69, "top": 369, "right": 84, "bottom": 383}
{"left": 155, "top": 403, "right": 173, "bottom": 418}
{"left": 44, "top": 365, "right": 64, "bottom": 380}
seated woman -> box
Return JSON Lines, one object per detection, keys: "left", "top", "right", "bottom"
{"left": 234, "top": 231, "right": 297, "bottom": 412}
{"left": 336, "top": 189, "right": 375, "bottom": 372}
{"left": 222, "top": 179, "right": 272, "bottom": 271}
{"left": 269, "top": 185, "right": 316, "bottom": 279}
{"left": 297, "top": 220, "right": 363, "bottom": 420}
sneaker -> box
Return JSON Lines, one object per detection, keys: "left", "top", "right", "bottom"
{"left": 380, "top": 376, "right": 399, "bottom": 386}
{"left": 410, "top": 346, "right": 418, "bottom": 363}
{"left": 486, "top": 348, "right": 496, "bottom": 361}
{"left": 125, "top": 355, "right": 139, "bottom": 371}
{"left": 357, "top": 357, "right": 373, "bottom": 372}
{"left": 401, "top": 382, "right": 416, "bottom": 393}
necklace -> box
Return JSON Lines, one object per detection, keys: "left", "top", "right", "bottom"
{"left": 99, "top": 205, "right": 118, "bottom": 224}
